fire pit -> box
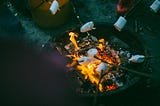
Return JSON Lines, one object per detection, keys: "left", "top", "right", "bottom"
{"left": 51, "top": 23, "right": 149, "bottom": 97}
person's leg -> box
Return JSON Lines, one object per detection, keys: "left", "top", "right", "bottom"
{"left": 116, "top": 0, "right": 136, "bottom": 16}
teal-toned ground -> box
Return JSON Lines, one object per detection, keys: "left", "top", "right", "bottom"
{"left": 0, "top": 0, "right": 160, "bottom": 105}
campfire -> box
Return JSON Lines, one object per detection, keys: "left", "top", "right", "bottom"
{"left": 66, "top": 32, "right": 125, "bottom": 92}
{"left": 52, "top": 24, "right": 149, "bottom": 96}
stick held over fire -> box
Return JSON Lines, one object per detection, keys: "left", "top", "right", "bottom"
{"left": 128, "top": 55, "right": 160, "bottom": 63}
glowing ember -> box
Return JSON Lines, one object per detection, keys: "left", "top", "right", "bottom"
{"left": 60, "top": 32, "right": 145, "bottom": 93}
{"left": 106, "top": 84, "right": 117, "bottom": 91}
{"left": 64, "top": 32, "right": 127, "bottom": 92}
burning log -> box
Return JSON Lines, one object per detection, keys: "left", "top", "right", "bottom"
{"left": 63, "top": 33, "right": 134, "bottom": 92}
{"left": 52, "top": 25, "right": 150, "bottom": 96}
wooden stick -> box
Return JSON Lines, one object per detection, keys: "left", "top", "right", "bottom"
{"left": 32, "top": 0, "right": 45, "bottom": 10}
{"left": 124, "top": 0, "right": 142, "bottom": 18}
{"left": 145, "top": 56, "right": 160, "bottom": 59}
{"left": 70, "top": 1, "right": 83, "bottom": 26}
{"left": 32, "top": 0, "right": 50, "bottom": 10}
{"left": 71, "top": 1, "right": 92, "bottom": 36}
{"left": 135, "top": 19, "right": 138, "bottom": 32}
{"left": 120, "top": 66, "right": 152, "bottom": 78}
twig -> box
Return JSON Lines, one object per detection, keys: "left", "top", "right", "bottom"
{"left": 120, "top": 66, "right": 152, "bottom": 78}
{"left": 92, "top": 71, "right": 104, "bottom": 106}
{"left": 71, "top": 1, "right": 91, "bottom": 36}
{"left": 55, "top": 46, "right": 63, "bottom": 55}
{"left": 31, "top": 0, "right": 50, "bottom": 10}
{"left": 32, "top": 0, "right": 45, "bottom": 10}
{"left": 70, "top": 1, "right": 83, "bottom": 26}
{"left": 145, "top": 56, "right": 160, "bottom": 59}
{"left": 124, "top": 0, "right": 142, "bottom": 18}
{"left": 135, "top": 19, "right": 138, "bottom": 32}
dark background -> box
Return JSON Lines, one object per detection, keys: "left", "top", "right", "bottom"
{"left": 0, "top": 0, "right": 160, "bottom": 106}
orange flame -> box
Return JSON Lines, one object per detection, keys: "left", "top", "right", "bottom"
{"left": 69, "top": 32, "right": 79, "bottom": 51}
{"left": 66, "top": 34, "right": 121, "bottom": 92}
{"left": 77, "top": 63, "right": 103, "bottom": 92}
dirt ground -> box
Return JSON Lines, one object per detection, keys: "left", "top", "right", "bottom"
{"left": 0, "top": 0, "right": 160, "bottom": 105}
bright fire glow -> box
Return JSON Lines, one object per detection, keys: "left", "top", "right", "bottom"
{"left": 106, "top": 84, "right": 117, "bottom": 91}
{"left": 67, "top": 32, "right": 121, "bottom": 92}
{"left": 69, "top": 32, "right": 79, "bottom": 51}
